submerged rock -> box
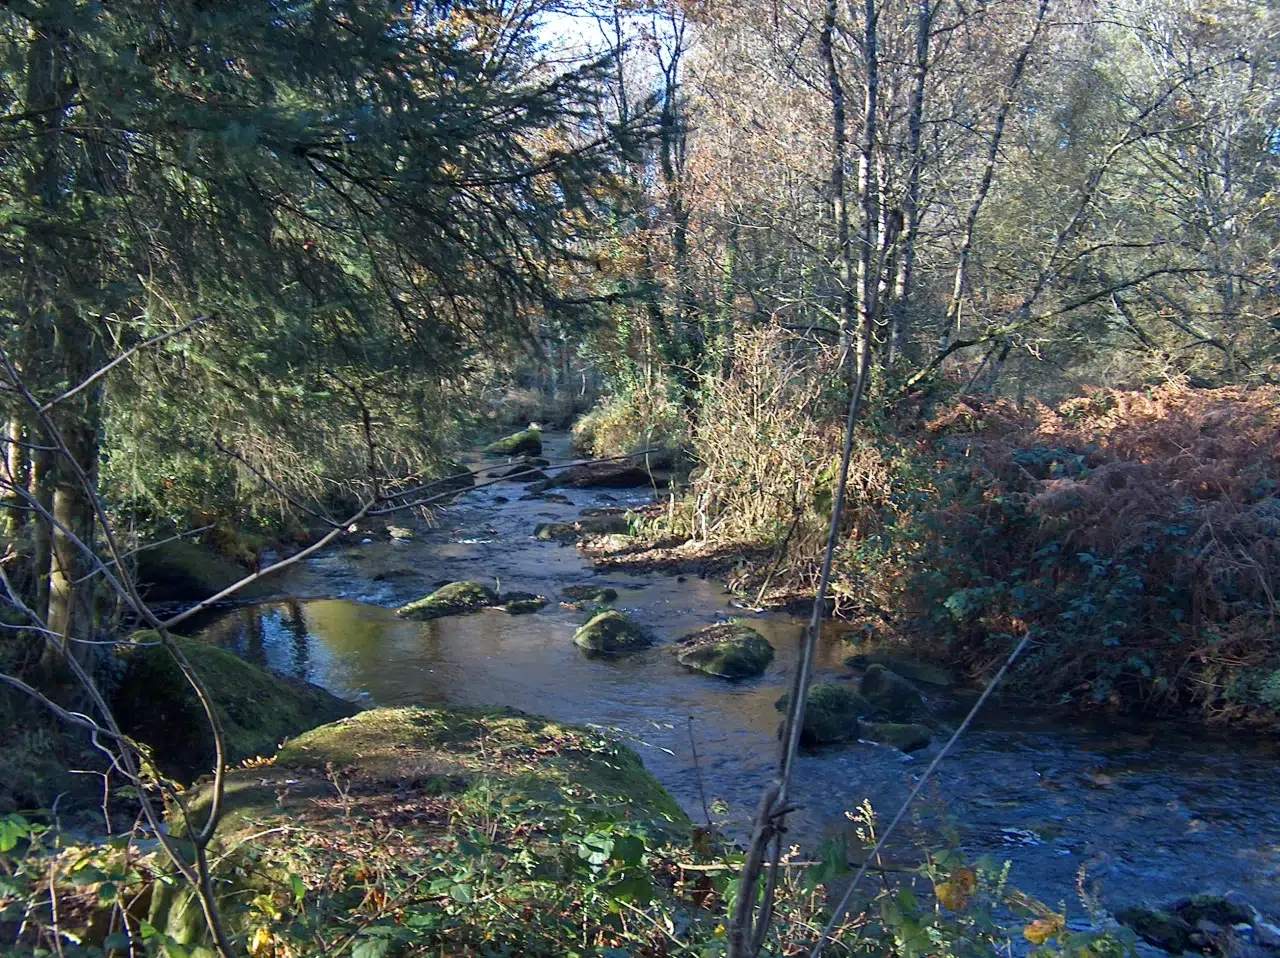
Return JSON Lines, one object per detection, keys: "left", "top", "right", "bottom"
{"left": 1117, "top": 896, "right": 1264, "bottom": 955}
{"left": 673, "top": 622, "right": 775, "bottom": 679}
{"left": 573, "top": 610, "right": 651, "bottom": 654}
{"left": 561, "top": 584, "right": 619, "bottom": 604}
{"left": 484, "top": 426, "right": 543, "bottom": 457}
{"left": 396, "top": 581, "right": 499, "bottom": 619}
{"left": 775, "top": 682, "right": 870, "bottom": 745}
{"left": 498, "top": 592, "right": 549, "bottom": 614}
{"left": 860, "top": 664, "right": 925, "bottom": 717}
{"left": 491, "top": 463, "right": 549, "bottom": 481}
{"left": 846, "top": 653, "right": 954, "bottom": 687}
{"left": 113, "top": 634, "right": 357, "bottom": 780}
{"left": 860, "top": 721, "right": 932, "bottom": 753}
{"left": 386, "top": 525, "right": 414, "bottom": 541}
{"left": 543, "top": 493, "right": 572, "bottom": 504}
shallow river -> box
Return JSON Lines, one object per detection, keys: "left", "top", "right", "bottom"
{"left": 197, "top": 434, "right": 1280, "bottom": 918}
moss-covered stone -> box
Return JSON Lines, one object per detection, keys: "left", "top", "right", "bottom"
{"left": 499, "top": 592, "right": 549, "bottom": 614}
{"left": 561, "top": 584, "right": 619, "bottom": 604}
{"left": 396, "top": 581, "right": 499, "bottom": 619}
{"left": 774, "top": 682, "right": 870, "bottom": 745}
{"left": 484, "top": 427, "right": 543, "bottom": 457}
{"left": 860, "top": 664, "right": 925, "bottom": 717}
{"left": 846, "top": 654, "right": 954, "bottom": 687}
{"left": 545, "top": 461, "right": 652, "bottom": 489}
{"left": 573, "top": 610, "right": 651, "bottom": 654}
{"left": 154, "top": 706, "right": 689, "bottom": 949}
{"left": 134, "top": 538, "right": 275, "bottom": 604}
{"left": 112, "top": 635, "right": 358, "bottom": 780}
{"left": 386, "top": 525, "right": 414, "bottom": 540}
{"left": 673, "top": 622, "right": 775, "bottom": 679}
{"left": 535, "top": 516, "right": 631, "bottom": 541}
{"left": 860, "top": 722, "right": 932, "bottom": 753}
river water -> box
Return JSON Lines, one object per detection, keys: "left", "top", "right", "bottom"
{"left": 196, "top": 433, "right": 1280, "bottom": 919}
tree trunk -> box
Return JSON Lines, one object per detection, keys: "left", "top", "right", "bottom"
{"left": 821, "top": 0, "right": 858, "bottom": 376}
{"left": 888, "top": 0, "right": 931, "bottom": 365}
{"left": 854, "top": 0, "right": 880, "bottom": 379}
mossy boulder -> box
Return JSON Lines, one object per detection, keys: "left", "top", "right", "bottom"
{"left": 112, "top": 635, "right": 358, "bottom": 780}
{"left": 573, "top": 610, "right": 651, "bottom": 654}
{"left": 1116, "top": 896, "right": 1256, "bottom": 955}
{"left": 396, "top": 581, "right": 499, "bottom": 619}
{"left": 673, "top": 622, "right": 775, "bottom": 679}
{"left": 860, "top": 722, "right": 932, "bottom": 753}
{"left": 775, "top": 682, "right": 870, "bottom": 745}
{"left": 535, "top": 516, "right": 631, "bottom": 542}
{"left": 386, "top": 525, "right": 414, "bottom": 540}
{"left": 484, "top": 427, "right": 543, "bottom": 457}
{"left": 561, "top": 584, "right": 619, "bottom": 604}
{"left": 134, "top": 538, "right": 276, "bottom": 605}
{"left": 534, "top": 461, "right": 652, "bottom": 490}
{"left": 846, "top": 654, "right": 954, "bottom": 687}
{"left": 499, "top": 592, "right": 549, "bottom": 614}
{"left": 153, "top": 707, "right": 688, "bottom": 950}
{"left": 860, "top": 664, "right": 925, "bottom": 717}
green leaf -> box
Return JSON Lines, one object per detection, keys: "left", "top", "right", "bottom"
{"left": 290, "top": 875, "right": 306, "bottom": 902}
{"left": 450, "top": 883, "right": 474, "bottom": 903}
{"left": 351, "top": 937, "right": 392, "bottom": 958}
{"left": 610, "top": 834, "right": 645, "bottom": 868}
{"left": 0, "top": 815, "right": 30, "bottom": 853}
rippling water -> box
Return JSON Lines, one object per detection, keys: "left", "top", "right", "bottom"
{"left": 196, "top": 433, "right": 1280, "bottom": 916}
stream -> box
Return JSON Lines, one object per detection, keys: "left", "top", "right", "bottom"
{"left": 196, "top": 433, "right": 1280, "bottom": 919}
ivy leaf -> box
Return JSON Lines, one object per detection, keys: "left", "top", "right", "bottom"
{"left": 351, "top": 937, "right": 392, "bottom": 958}
{"left": 450, "top": 883, "right": 473, "bottom": 903}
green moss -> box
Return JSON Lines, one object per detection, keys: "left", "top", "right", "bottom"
{"left": 673, "top": 622, "right": 775, "bottom": 679}
{"left": 157, "top": 706, "right": 689, "bottom": 950}
{"left": 561, "top": 584, "right": 618, "bottom": 604}
{"left": 775, "top": 682, "right": 869, "bottom": 745}
{"left": 396, "top": 581, "right": 498, "bottom": 619}
{"left": 498, "top": 592, "right": 549, "bottom": 614}
{"left": 484, "top": 427, "right": 543, "bottom": 456}
{"left": 112, "top": 635, "right": 358, "bottom": 781}
{"left": 535, "top": 516, "right": 631, "bottom": 542}
{"left": 1115, "top": 907, "right": 1192, "bottom": 954}
{"left": 859, "top": 722, "right": 932, "bottom": 753}
{"left": 573, "top": 610, "right": 651, "bottom": 654}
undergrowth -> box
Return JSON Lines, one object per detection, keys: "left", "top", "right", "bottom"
{"left": 0, "top": 707, "right": 1134, "bottom": 958}
{"left": 639, "top": 329, "right": 1280, "bottom": 723}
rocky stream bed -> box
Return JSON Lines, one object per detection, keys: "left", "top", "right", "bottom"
{"left": 192, "top": 432, "right": 1280, "bottom": 953}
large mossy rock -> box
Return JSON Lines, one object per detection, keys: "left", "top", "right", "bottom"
{"left": 112, "top": 635, "right": 357, "bottom": 780}
{"left": 860, "top": 664, "right": 925, "bottom": 717}
{"left": 775, "top": 682, "right": 870, "bottom": 745}
{"left": 673, "top": 622, "right": 775, "bottom": 679}
{"left": 396, "top": 581, "right": 499, "bottom": 619}
{"left": 134, "top": 538, "right": 275, "bottom": 605}
{"left": 535, "top": 515, "right": 631, "bottom": 542}
{"left": 1116, "top": 896, "right": 1258, "bottom": 955}
{"left": 484, "top": 427, "right": 543, "bottom": 457}
{"left": 846, "top": 654, "right": 954, "bottom": 688}
{"left": 539, "top": 461, "right": 653, "bottom": 490}
{"left": 153, "top": 707, "right": 688, "bottom": 950}
{"left": 860, "top": 721, "right": 932, "bottom": 753}
{"left": 573, "top": 610, "right": 651, "bottom": 654}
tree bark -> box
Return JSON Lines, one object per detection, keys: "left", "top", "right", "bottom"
{"left": 820, "top": 0, "right": 858, "bottom": 376}
{"left": 888, "top": 0, "right": 931, "bottom": 365}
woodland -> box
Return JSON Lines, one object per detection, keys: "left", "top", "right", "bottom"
{"left": 0, "top": 0, "right": 1277, "bottom": 956}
